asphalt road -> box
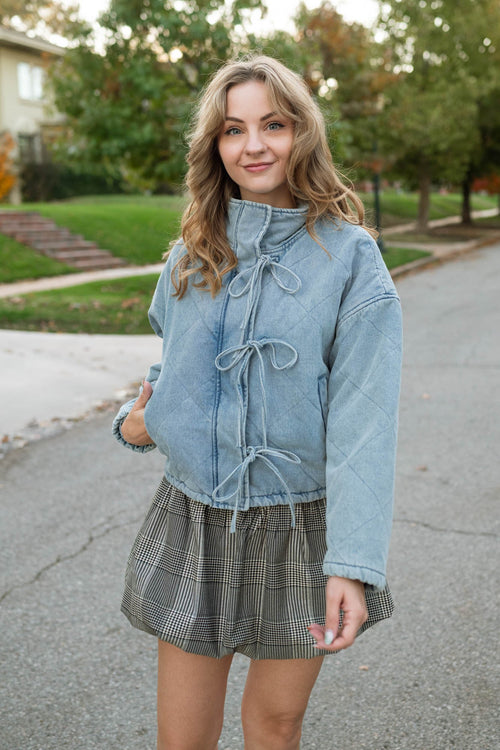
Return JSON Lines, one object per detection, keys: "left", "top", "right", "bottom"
{"left": 1, "top": 245, "right": 499, "bottom": 749}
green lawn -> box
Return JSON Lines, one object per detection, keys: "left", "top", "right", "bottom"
{"left": 0, "top": 275, "right": 159, "bottom": 334}
{"left": 19, "top": 195, "right": 184, "bottom": 265}
{"left": 1, "top": 190, "right": 497, "bottom": 284}
{"left": 0, "top": 244, "right": 430, "bottom": 334}
{"left": 475, "top": 213, "right": 500, "bottom": 226}
{"left": 382, "top": 246, "right": 431, "bottom": 268}
{"left": 0, "top": 189, "right": 495, "bottom": 333}
{"left": 0, "top": 234, "right": 78, "bottom": 283}
{"left": 360, "top": 190, "right": 498, "bottom": 228}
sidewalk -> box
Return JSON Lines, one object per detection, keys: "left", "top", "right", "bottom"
{"left": 0, "top": 261, "right": 165, "bottom": 298}
{"left": 0, "top": 328, "right": 162, "bottom": 450}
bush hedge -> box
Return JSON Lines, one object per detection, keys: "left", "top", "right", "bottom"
{"left": 20, "top": 162, "right": 124, "bottom": 202}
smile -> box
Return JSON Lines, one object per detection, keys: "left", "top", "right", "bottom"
{"left": 243, "top": 162, "right": 274, "bottom": 172}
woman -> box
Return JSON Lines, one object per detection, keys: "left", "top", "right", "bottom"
{"left": 113, "top": 55, "right": 402, "bottom": 750}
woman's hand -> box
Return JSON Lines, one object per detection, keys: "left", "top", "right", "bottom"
{"left": 308, "top": 576, "right": 368, "bottom": 651}
{"left": 120, "top": 380, "right": 154, "bottom": 446}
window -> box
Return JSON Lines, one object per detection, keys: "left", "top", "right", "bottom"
{"left": 17, "top": 62, "right": 44, "bottom": 101}
{"left": 18, "top": 133, "right": 43, "bottom": 163}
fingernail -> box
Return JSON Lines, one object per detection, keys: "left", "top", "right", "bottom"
{"left": 324, "top": 629, "right": 334, "bottom": 645}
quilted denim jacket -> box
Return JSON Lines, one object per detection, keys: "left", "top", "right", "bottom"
{"left": 113, "top": 198, "right": 402, "bottom": 589}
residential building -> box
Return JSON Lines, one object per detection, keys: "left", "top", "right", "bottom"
{"left": 0, "top": 26, "right": 64, "bottom": 202}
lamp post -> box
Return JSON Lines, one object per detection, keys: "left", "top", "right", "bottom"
{"left": 371, "top": 94, "right": 386, "bottom": 253}
{"left": 372, "top": 144, "right": 386, "bottom": 253}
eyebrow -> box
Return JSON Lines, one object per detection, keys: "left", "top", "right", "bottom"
{"left": 224, "top": 111, "right": 279, "bottom": 123}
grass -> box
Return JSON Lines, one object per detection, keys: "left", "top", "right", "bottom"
{"left": 475, "top": 213, "right": 500, "bottom": 227}
{"left": 360, "top": 190, "right": 498, "bottom": 228}
{"left": 0, "top": 245, "right": 430, "bottom": 334}
{"left": 0, "top": 234, "right": 78, "bottom": 283}
{"left": 382, "top": 246, "right": 431, "bottom": 269}
{"left": 0, "top": 190, "right": 497, "bottom": 283}
{"left": 0, "top": 190, "right": 496, "bottom": 334}
{"left": 0, "top": 275, "right": 159, "bottom": 334}
{"left": 386, "top": 219, "right": 500, "bottom": 245}
{"left": 16, "top": 195, "right": 184, "bottom": 265}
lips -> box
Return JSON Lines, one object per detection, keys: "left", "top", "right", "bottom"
{"left": 243, "top": 162, "right": 274, "bottom": 172}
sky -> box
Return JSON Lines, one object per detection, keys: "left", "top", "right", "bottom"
{"left": 76, "top": 0, "right": 379, "bottom": 31}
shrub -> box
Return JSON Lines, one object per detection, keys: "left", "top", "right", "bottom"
{"left": 20, "top": 162, "right": 124, "bottom": 202}
{"left": 0, "top": 132, "right": 16, "bottom": 201}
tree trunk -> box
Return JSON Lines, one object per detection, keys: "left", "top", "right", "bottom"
{"left": 416, "top": 171, "right": 431, "bottom": 232}
{"left": 461, "top": 172, "right": 472, "bottom": 225}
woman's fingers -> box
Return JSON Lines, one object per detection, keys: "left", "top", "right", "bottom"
{"left": 308, "top": 577, "right": 368, "bottom": 651}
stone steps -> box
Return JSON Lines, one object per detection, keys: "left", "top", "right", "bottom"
{"left": 0, "top": 210, "right": 127, "bottom": 270}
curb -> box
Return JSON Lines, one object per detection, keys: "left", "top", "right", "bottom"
{"left": 390, "top": 233, "right": 500, "bottom": 280}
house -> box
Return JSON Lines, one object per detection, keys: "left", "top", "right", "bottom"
{"left": 0, "top": 26, "right": 64, "bottom": 202}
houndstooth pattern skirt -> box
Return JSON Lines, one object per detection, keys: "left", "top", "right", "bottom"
{"left": 121, "top": 477, "right": 394, "bottom": 659}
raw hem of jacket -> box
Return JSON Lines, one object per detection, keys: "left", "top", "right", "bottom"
{"left": 162, "top": 468, "right": 326, "bottom": 511}
{"left": 322, "top": 561, "right": 386, "bottom": 591}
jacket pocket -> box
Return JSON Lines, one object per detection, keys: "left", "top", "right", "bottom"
{"left": 143, "top": 393, "right": 169, "bottom": 457}
{"left": 317, "top": 374, "right": 328, "bottom": 431}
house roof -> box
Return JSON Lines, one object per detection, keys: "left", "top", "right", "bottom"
{"left": 0, "top": 26, "right": 65, "bottom": 56}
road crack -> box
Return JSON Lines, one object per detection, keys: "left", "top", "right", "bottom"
{"left": 0, "top": 513, "right": 142, "bottom": 604}
{"left": 394, "top": 517, "right": 498, "bottom": 538}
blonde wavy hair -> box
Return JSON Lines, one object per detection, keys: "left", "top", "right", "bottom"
{"left": 172, "top": 54, "right": 372, "bottom": 298}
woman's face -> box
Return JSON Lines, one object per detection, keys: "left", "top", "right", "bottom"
{"left": 218, "top": 80, "right": 295, "bottom": 208}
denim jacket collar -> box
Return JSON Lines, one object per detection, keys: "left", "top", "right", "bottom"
{"left": 226, "top": 199, "right": 308, "bottom": 266}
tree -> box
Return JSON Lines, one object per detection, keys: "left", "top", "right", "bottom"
{"left": 47, "top": 0, "right": 265, "bottom": 192}
{"left": 378, "top": 0, "right": 500, "bottom": 229}
{"left": 254, "top": 2, "right": 395, "bottom": 182}
{"left": 297, "top": 2, "right": 394, "bottom": 168}
{"left": 0, "top": 0, "right": 86, "bottom": 39}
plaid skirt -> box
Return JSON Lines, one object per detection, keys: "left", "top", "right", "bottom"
{"left": 121, "top": 477, "right": 394, "bottom": 659}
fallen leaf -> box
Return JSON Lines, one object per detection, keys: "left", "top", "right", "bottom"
{"left": 121, "top": 297, "right": 141, "bottom": 309}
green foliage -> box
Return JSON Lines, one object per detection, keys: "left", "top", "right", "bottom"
{"left": 379, "top": 0, "right": 500, "bottom": 225}
{"left": 20, "top": 162, "right": 124, "bottom": 202}
{"left": 48, "top": 0, "right": 266, "bottom": 192}
{"left": 255, "top": 2, "right": 394, "bottom": 174}
{"left": 0, "top": 0, "right": 89, "bottom": 38}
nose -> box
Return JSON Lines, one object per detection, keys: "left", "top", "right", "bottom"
{"left": 244, "top": 128, "right": 266, "bottom": 154}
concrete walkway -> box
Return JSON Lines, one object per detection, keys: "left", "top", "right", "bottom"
{"left": 0, "top": 262, "right": 165, "bottom": 298}
{"left": 0, "top": 328, "right": 161, "bottom": 447}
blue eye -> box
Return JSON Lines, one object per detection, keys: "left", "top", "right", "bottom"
{"left": 267, "top": 121, "right": 284, "bottom": 131}
{"left": 225, "top": 127, "right": 241, "bottom": 136}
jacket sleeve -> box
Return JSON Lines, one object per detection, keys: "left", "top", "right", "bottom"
{"left": 323, "top": 293, "right": 403, "bottom": 590}
{"left": 111, "top": 361, "right": 161, "bottom": 453}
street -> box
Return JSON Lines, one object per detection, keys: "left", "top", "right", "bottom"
{"left": 1, "top": 244, "right": 499, "bottom": 749}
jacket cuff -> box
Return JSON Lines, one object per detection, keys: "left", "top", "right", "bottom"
{"left": 112, "top": 399, "right": 156, "bottom": 453}
{"left": 322, "top": 561, "right": 386, "bottom": 592}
